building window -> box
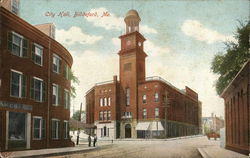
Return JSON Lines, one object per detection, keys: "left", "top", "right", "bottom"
{"left": 104, "top": 111, "right": 107, "bottom": 120}
{"left": 104, "top": 97, "right": 107, "bottom": 106}
{"left": 126, "top": 88, "right": 130, "bottom": 106}
{"left": 31, "top": 77, "right": 46, "bottom": 102}
{"left": 108, "top": 97, "right": 111, "bottom": 106}
{"left": 99, "top": 111, "right": 103, "bottom": 121}
{"left": 8, "top": 32, "right": 28, "bottom": 57}
{"left": 53, "top": 54, "right": 61, "bottom": 73}
{"left": 143, "top": 109, "right": 147, "bottom": 119}
{"left": 52, "top": 119, "right": 60, "bottom": 139}
{"left": 32, "top": 43, "right": 43, "bottom": 66}
{"left": 33, "top": 117, "right": 45, "bottom": 140}
{"left": 64, "top": 64, "right": 70, "bottom": 80}
{"left": 108, "top": 111, "right": 111, "bottom": 120}
{"left": 154, "top": 93, "right": 159, "bottom": 102}
{"left": 52, "top": 84, "right": 60, "bottom": 105}
{"left": 64, "top": 89, "right": 70, "bottom": 109}
{"left": 142, "top": 94, "right": 147, "bottom": 104}
{"left": 10, "top": 70, "right": 26, "bottom": 98}
{"left": 64, "top": 121, "right": 69, "bottom": 139}
{"left": 100, "top": 98, "right": 103, "bottom": 107}
{"left": 155, "top": 108, "right": 159, "bottom": 118}
{"left": 11, "top": 0, "right": 19, "bottom": 15}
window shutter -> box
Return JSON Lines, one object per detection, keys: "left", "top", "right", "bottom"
{"left": 21, "top": 75, "right": 26, "bottom": 98}
{"left": 63, "top": 64, "right": 66, "bottom": 78}
{"left": 42, "top": 81, "right": 46, "bottom": 102}
{"left": 7, "top": 32, "right": 13, "bottom": 52}
{"left": 42, "top": 119, "right": 46, "bottom": 138}
{"left": 58, "top": 85, "right": 61, "bottom": 105}
{"left": 31, "top": 44, "right": 35, "bottom": 61}
{"left": 68, "top": 93, "right": 70, "bottom": 109}
{"left": 59, "top": 59, "right": 62, "bottom": 73}
{"left": 30, "top": 77, "right": 34, "bottom": 99}
{"left": 22, "top": 38, "right": 28, "bottom": 57}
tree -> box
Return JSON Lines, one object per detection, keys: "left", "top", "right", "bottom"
{"left": 211, "top": 21, "right": 250, "bottom": 95}
{"left": 72, "top": 110, "right": 86, "bottom": 122}
{"left": 69, "top": 69, "right": 80, "bottom": 98}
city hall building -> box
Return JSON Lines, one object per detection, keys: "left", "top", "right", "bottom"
{"left": 86, "top": 10, "right": 202, "bottom": 139}
{"left": 0, "top": 0, "right": 73, "bottom": 151}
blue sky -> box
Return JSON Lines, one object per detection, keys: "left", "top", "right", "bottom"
{"left": 20, "top": 0, "right": 249, "bottom": 117}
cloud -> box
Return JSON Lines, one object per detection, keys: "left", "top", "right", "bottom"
{"left": 70, "top": 50, "right": 118, "bottom": 112}
{"left": 112, "top": 37, "right": 120, "bottom": 46}
{"left": 144, "top": 40, "right": 171, "bottom": 57}
{"left": 56, "top": 26, "right": 103, "bottom": 45}
{"left": 85, "top": 8, "right": 157, "bottom": 34}
{"left": 181, "top": 20, "right": 236, "bottom": 44}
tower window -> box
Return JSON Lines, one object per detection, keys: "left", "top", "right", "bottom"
{"left": 143, "top": 109, "right": 147, "bottom": 119}
{"left": 126, "top": 88, "right": 130, "bottom": 106}
{"left": 124, "top": 63, "right": 132, "bottom": 71}
{"left": 155, "top": 108, "right": 159, "bottom": 118}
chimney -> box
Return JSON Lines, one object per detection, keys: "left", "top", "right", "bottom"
{"left": 113, "top": 75, "right": 117, "bottom": 83}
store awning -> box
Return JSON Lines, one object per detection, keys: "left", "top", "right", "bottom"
{"left": 150, "top": 121, "right": 164, "bottom": 131}
{"left": 136, "top": 122, "right": 150, "bottom": 130}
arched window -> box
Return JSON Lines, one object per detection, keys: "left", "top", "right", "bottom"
{"left": 142, "top": 94, "right": 147, "bottom": 104}
{"left": 154, "top": 93, "right": 159, "bottom": 102}
{"left": 126, "top": 88, "right": 130, "bottom": 106}
{"left": 108, "top": 97, "right": 111, "bottom": 106}
{"left": 104, "top": 97, "right": 107, "bottom": 106}
{"left": 100, "top": 98, "right": 103, "bottom": 106}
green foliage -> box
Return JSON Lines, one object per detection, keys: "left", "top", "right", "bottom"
{"left": 72, "top": 110, "right": 85, "bottom": 121}
{"left": 211, "top": 21, "right": 250, "bottom": 95}
{"left": 69, "top": 69, "right": 80, "bottom": 98}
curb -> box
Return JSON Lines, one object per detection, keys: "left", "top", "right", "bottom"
{"left": 197, "top": 148, "right": 211, "bottom": 158}
{"left": 12, "top": 144, "right": 113, "bottom": 158}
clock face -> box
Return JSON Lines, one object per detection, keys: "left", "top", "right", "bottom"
{"left": 126, "top": 40, "right": 131, "bottom": 46}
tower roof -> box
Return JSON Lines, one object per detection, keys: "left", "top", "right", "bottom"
{"left": 125, "top": 9, "right": 141, "bottom": 21}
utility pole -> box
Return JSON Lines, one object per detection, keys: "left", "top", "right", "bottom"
{"left": 162, "top": 93, "right": 171, "bottom": 138}
{"left": 76, "top": 103, "right": 82, "bottom": 145}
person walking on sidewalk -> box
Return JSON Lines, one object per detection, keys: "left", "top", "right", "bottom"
{"left": 93, "top": 135, "right": 97, "bottom": 147}
{"left": 88, "top": 135, "right": 91, "bottom": 147}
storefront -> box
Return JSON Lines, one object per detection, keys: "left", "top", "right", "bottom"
{"left": 0, "top": 101, "right": 32, "bottom": 151}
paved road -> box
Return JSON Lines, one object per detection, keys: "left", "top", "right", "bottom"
{"left": 48, "top": 136, "right": 219, "bottom": 158}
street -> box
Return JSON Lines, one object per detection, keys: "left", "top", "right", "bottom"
{"left": 48, "top": 136, "right": 219, "bottom": 158}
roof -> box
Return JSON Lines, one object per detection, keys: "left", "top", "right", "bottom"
{"left": 126, "top": 9, "right": 140, "bottom": 19}
{"left": 220, "top": 59, "right": 250, "bottom": 97}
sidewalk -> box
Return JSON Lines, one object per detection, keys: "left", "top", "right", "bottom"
{"left": 10, "top": 143, "right": 112, "bottom": 158}
{"left": 198, "top": 146, "right": 248, "bottom": 158}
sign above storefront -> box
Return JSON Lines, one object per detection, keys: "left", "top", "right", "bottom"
{"left": 0, "top": 101, "right": 32, "bottom": 111}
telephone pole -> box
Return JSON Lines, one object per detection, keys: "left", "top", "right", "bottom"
{"left": 76, "top": 103, "right": 82, "bottom": 145}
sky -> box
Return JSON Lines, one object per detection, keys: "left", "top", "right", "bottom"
{"left": 20, "top": 0, "right": 249, "bottom": 118}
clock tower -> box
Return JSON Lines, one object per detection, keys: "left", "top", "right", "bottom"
{"left": 118, "top": 9, "right": 147, "bottom": 138}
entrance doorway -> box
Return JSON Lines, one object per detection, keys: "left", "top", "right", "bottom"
{"left": 125, "top": 124, "right": 131, "bottom": 138}
{"left": 8, "top": 112, "right": 27, "bottom": 149}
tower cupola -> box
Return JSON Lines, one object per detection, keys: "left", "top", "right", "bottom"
{"left": 124, "top": 9, "right": 141, "bottom": 34}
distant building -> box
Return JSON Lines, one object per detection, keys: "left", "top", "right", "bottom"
{"left": 221, "top": 59, "right": 249, "bottom": 155}
{"left": 202, "top": 113, "right": 224, "bottom": 134}
{"left": 0, "top": 1, "right": 73, "bottom": 151}
{"left": 86, "top": 9, "right": 202, "bottom": 139}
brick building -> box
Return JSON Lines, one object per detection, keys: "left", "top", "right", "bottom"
{"left": 221, "top": 59, "right": 249, "bottom": 155}
{"left": 0, "top": 1, "right": 73, "bottom": 151}
{"left": 86, "top": 10, "right": 201, "bottom": 139}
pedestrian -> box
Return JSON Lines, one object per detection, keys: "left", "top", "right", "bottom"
{"left": 93, "top": 135, "right": 97, "bottom": 147}
{"left": 88, "top": 135, "right": 91, "bottom": 147}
